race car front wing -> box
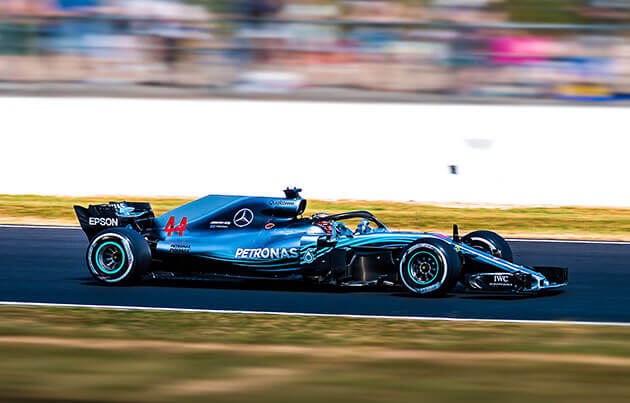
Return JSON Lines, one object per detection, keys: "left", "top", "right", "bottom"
{"left": 465, "top": 266, "right": 568, "bottom": 294}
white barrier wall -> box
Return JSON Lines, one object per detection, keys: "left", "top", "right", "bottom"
{"left": 2, "top": 96, "right": 629, "bottom": 206}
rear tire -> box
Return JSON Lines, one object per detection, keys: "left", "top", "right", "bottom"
{"left": 399, "top": 239, "right": 461, "bottom": 296}
{"left": 86, "top": 227, "right": 151, "bottom": 285}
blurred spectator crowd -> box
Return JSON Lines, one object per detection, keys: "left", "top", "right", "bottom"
{"left": 2, "top": 0, "right": 630, "bottom": 101}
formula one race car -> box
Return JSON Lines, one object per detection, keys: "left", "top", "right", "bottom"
{"left": 74, "top": 188, "right": 568, "bottom": 296}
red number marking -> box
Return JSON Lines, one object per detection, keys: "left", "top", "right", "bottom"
{"left": 163, "top": 217, "right": 187, "bottom": 236}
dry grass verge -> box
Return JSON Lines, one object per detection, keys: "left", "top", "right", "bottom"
{"left": 0, "top": 306, "right": 629, "bottom": 402}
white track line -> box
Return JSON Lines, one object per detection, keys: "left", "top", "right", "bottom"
{"left": 1, "top": 301, "right": 629, "bottom": 327}
{"left": 1, "top": 224, "right": 629, "bottom": 245}
{"left": 0, "top": 224, "right": 81, "bottom": 230}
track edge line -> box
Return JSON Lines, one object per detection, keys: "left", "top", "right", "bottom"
{"left": 1, "top": 301, "right": 628, "bottom": 327}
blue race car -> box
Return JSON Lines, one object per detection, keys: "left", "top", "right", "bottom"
{"left": 74, "top": 188, "right": 567, "bottom": 296}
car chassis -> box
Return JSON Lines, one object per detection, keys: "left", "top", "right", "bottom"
{"left": 75, "top": 188, "right": 568, "bottom": 296}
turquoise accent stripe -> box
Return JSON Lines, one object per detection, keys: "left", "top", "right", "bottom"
{"left": 200, "top": 255, "right": 297, "bottom": 268}
{"left": 457, "top": 243, "right": 541, "bottom": 276}
{"left": 407, "top": 251, "right": 439, "bottom": 285}
{"left": 95, "top": 242, "right": 126, "bottom": 275}
{"left": 195, "top": 232, "right": 541, "bottom": 278}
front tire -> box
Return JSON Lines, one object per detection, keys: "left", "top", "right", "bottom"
{"left": 462, "top": 230, "right": 513, "bottom": 262}
{"left": 87, "top": 228, "right": 151, "bottom": 284}
{"left": 399, "top": 239, "right": 461, "bottom": 296}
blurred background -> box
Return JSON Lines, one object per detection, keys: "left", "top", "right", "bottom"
{"left": 4, "top": 4, "right": 630, "bottom": 403}
{"left": 2, "top": 0, "right": 630, "bottom": 103}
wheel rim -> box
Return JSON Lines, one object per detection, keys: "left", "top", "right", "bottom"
{"left": 88, "top": 233, "right": 135, "bottom": 283}
{"left": 407, "top": 251, "right": 440, "bottom": 285}
{"left": 95, "top": 242, "right": 126, "bottom": 275}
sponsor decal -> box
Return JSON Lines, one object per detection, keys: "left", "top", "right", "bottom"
{"left": 169, "top": 243, "right": 191, "bottom": 254}
{"left": 494, "top": 275, "right": 509, "bottom": 283}
{"left": 163, "top": 217, "right": 188, "bottom": 236}
{"left": 210, "top": 220, "right": 231, "bottom": 229}
{"left": 233, "top": 208, "right": 254, "bottom": 228}
{"left": 303, "top": 248, "right": 315, "bottom": 264}
{"left": 264, "top": 222, "right": 275, "bottom": 230}
{"left": 88, "top": 217, "right": 119, "bottom": 227}
{"left": 235, "top": 247, "right": 299, "bottom": 260}
{"left": 269, "top": 200, "right": 295, "bottom": 206}
{"left": 489, "top": 274, "right": 513, "bottom": 287}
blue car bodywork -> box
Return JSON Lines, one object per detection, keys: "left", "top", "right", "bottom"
{"left": 75, "top": 189, "right": 568, "bottom": 295}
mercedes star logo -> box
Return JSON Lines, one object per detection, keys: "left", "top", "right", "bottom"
{"left": 233, "top": 208, "right": 254, "bottom": 228}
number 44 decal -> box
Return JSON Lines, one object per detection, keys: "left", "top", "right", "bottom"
{"left": 163, "top": 217, "right": 188, "bottom": 236}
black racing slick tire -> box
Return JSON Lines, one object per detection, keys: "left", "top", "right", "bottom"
{"left": 462, "top": 230, "right": 513, "bottom": 262}
{"left": 86, "top": 227, "right": 151, "bottom": 285}
{"left": 399, "top": 239, "right": 461, "bottom": 296}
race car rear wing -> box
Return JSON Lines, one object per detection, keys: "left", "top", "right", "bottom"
{"left": 74, "top": 202, "right": 155, "bottom": 240}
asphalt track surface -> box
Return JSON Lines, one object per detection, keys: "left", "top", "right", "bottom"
{"left": 1, "top": 226, "right": 629, "bottom": 323}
